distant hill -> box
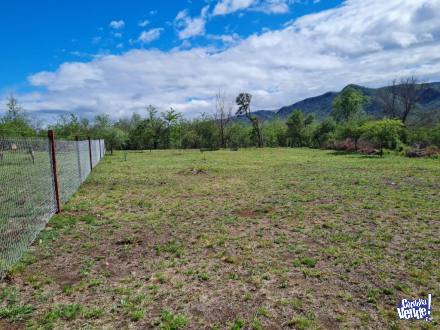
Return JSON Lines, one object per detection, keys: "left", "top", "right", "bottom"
{"left": 242, "top": 82, "right": 440, "bottom": 126}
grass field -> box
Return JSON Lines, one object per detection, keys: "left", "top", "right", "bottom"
{"left": 1, "top": 148, "right": 439, "bottom": 329}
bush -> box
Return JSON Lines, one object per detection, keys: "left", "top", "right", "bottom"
{"left": 360, "top": 119, "right": 406, "bottom": 153}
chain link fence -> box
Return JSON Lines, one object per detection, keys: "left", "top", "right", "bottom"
{"left": 0, "top": 133, "right": 105, "bottom": 278}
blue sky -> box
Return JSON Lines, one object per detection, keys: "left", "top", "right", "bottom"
{"left": 1, "top": 0, "right": 440, "bottom": 122}
{"left": 0, "top": 0, "right": 341, "bottom": 91}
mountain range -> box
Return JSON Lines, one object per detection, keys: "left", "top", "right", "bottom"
{"left": 244, "top": 82, "right": 440, "bottom": 127}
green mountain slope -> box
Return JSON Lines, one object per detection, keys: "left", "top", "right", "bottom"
{"left": 249, "top": 82, "right": 440, "bottom": 126}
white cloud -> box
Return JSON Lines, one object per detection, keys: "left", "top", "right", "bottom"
{"left": 138, "top": 28, "right": 163, "bottom": 43}
{"left": 138, "top": 20, "right": 150, "bottom": 27}
{"left": 175, "top": 6, "right": 209, "bottom": 39}
{"left": 207, "top": 33, "right": 241, "bottom": 45}
{"left": 15, "top": 0, "right": 440, "bottom": 120}
{"left": 109, "top": 20, "right": 125, "bottom": 29}
{"left": 213, "top": 0, "right": 291, "bottom": 15}
{"left": 258, "top": 0, "right": 290, "bottom": 14}
{"left": 213, "top": 0, "right": 256, "bottom": 15}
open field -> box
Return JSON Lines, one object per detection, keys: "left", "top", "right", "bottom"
{"left": 1, "top": 148, "right": 439, "bottom": 329}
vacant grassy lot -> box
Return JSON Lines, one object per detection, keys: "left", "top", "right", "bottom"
{"left": 1, "top": 149, "right": 439, "bottom": 329}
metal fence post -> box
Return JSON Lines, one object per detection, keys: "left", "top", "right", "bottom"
{"left": 75, "top": 136, "right": 82, "bottom": 183}
{"left": 48, "top": 130, "right": 61, "bottom": 214}
{"left": 88, "top": 136, "right": 93, "bottom": 171}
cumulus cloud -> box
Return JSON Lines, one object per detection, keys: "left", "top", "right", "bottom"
{"left": 175, "top": 6, "right": 209, "bottom": 39}
{"left": 16, "top": 0, "right": 440, "bottom": 120}
{"left": 109, "top": 20, "right": 125, "bottom": 29}
{"left": 138, "top": 28, "right": 163, "bottom": 43}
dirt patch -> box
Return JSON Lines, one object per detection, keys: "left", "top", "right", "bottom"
{"left": 233, "top": 209, "right": 257, "bottom": 218}
{"left": 0, "top": 319, "right": 23, "bottom": 330}
{"left": 50, "top": 270, "right": 82, "bottom": 287}
{"left": 232, "top": 207, "right": 274, "bottom": 218}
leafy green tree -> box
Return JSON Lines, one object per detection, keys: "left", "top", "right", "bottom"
{"left": 262, "top": 119, "right": 287, "bottom": 147}
{"left": 361, "top": 119, "right": 405, "bottom": 154}
{"left": 236, "top": 93, "right": 263, "bottom": 147}
{"left": 331, "top": 87, "right": 368, "bottom": 123}
{"left": 0, "top": 96, "right": 35, "bottom": 137}
{"left": 286, "top": 110, "right": 313, "bottom": 147}
{"left": 162, "top": 108, "right": 182, "bottom": 148}
{"left": 104, "top": 128, "right": 128, "bottom": 154}
{"left": 312, "top": 118, "right": 336, "bottom": 148}
{"left": 50, "top": 113, "right": 94, "bottom": 139}
{"left": 94, "top": 114, "right": 111, "bottom": 129}
{"left": 192, "top": 115, "right": 219, "bottom": 149}
{"left": 336, "top": 119, "right": 365, "bottom": 150}
{"left": 127, "top": 106, "right": 166, "bottom": 150}
{"left": 226, "top": 122, "right": 252, "bottom": 148}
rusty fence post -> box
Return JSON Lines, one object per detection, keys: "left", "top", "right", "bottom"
{"left": 88, "top": 136, "right": 93, "bottom": 171}
{"left": 48, "top": 130, "right": 61, "bottom": 214}
{"left": 75, "top": 136, "right": 82, "bottom": 183}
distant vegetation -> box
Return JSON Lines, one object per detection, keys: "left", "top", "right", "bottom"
{"left": 1, "top": 77, "right": 439, "bottom": 156}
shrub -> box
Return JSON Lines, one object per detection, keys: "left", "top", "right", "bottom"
{"left": 360, "top": 119, "right": 406, "bottom": 153}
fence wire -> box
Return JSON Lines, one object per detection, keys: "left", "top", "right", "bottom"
{"left": 0, "top": 136, "right": 105, "bottom": 278}
{"left": 78, "top": 141, "right": 91, "bottom": 181}
{"left": 91, "top": 140, "right": 100, "bottom": 168}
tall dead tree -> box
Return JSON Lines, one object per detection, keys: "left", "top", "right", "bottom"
{"left": 378, "top": 79, "right": 399, "bottom": 119}
{"left": 214, "top": 91, "right": 232, "bottom": 148}
{"left": 236, "top": 93, "right": 263, "bottom": 148}
{"left": 398, "top": 76, "right": 425, "bottom": 124}
{"left": 379, "top": 77, "right": 426, "bottom": 123}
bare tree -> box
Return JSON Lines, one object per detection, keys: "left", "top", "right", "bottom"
{"left": 236, "top": 93, "right": 263, "bottom": 147}
{"left": 378, "top": 79, "right": 399, "bottom": 119}
{"left": 398, "top": 76, "right": 425, "bottom": 123}
{"left": 214, "top": 91, "right": 232, "bottom": 148}
{"left": 379, "top": 77, "right": 426, "bottom": 123}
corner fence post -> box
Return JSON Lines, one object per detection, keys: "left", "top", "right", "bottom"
{"left": 48, "top": 130, "right": 61, "bottom": 214}
{"left": 88, "top": 136, "right": 93, "bottom": 171}
{"left": 75, "top": 136, "right": 82, "bottom": 183}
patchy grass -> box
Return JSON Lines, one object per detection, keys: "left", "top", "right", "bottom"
{"left": 1, "top": 148, "right": 439, "bottom": 329}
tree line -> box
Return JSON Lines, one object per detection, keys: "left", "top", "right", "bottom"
{"left": 1, "top": 77, "right": 439, "bottom": 156}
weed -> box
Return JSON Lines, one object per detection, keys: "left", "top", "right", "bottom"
{"left": 230, "top": 318, "right": 245, "bottom": 330}
{"left": 43, "top": 304, "right": 82, "bottom": 324}
{"left": 0, "top": 305, "right": 34, "bottom": 322}
{"left": 156, "top": 241, "right": 185, "bottom": 258}
{"left": 160, "top": 310, "right": 187, "bottom": 330}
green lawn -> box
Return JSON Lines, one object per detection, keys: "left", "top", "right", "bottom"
{"left": 1, "top": 148, "right": 439, "bottom": 329}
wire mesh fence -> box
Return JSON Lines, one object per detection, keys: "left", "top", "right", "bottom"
{"left": 0, "top": 133, "right": 105, "bottom": 278}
